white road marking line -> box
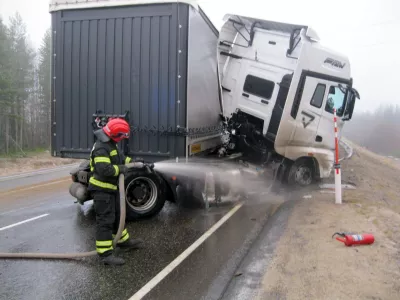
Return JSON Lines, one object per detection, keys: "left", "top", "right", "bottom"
{"left": 129, "top": 203, "right": 243, "bottom": 300}
{"left": 0, "top": 214, "right": 49, "bottom": 231}
{"left": 1, "top": 179, "right": 70, "bottom": 196}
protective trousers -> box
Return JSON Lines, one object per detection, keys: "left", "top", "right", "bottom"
{"left": 92, "top": 190, "right": 130, "bottom": 256}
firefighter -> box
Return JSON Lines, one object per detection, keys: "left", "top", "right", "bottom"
{"left": 88, "top": 118, "right": 143, "bottom": 265}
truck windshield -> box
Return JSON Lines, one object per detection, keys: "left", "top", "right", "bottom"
{"left": 325, "top": 86, "right": 346, "bottom": 117}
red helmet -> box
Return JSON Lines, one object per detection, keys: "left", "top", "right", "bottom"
{"left": 102, "top": 118, "right": 130, "bottom": 143}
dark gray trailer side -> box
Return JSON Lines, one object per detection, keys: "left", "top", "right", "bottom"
{"left": 51, "top": 1, "right": 224, "bottom": 219}
{"left": 51, "top": 2, "right": 199, "bottom": 160}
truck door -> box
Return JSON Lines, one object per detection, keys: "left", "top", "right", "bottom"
{"left": 316, "top": 84, "right": 348, "bottom": 150}
{"left": 290, "top": 76, "right": 328, "bottom": 147}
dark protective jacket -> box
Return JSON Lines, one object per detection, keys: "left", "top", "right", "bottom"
{"left": 88, "top": 130, "right": 132, "bottom": 193}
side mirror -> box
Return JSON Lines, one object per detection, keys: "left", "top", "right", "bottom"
{"left": 343, "top": 91, "right": 358, "bottom": 121}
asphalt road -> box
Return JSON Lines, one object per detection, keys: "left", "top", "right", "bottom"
{"left": 0, "top": 143, "right": 351, "bottom": 300}
{"left": 0, "top": 163, "right": 79, "bottom": 192}
{"left": 0, "top": 169, "right": 295, "bottom": 300}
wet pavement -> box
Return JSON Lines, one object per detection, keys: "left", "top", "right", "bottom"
{"left": 0, "top": 164, "right": 78, "bottom": 192}
{"left": 221, "top": 200, "right": 296, "bottom": 299}
{"left": 0, "top": 174, "right": 294, "bottom": 300}
{"left": 143, "top": 197, "right": 288, "bottom": 300}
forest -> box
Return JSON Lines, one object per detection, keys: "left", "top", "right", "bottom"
{"left": 0, "top": 13, "right": 50, "bottom": 156}
{"left": 343, "top": 105, "right": 400, "bottom": 157}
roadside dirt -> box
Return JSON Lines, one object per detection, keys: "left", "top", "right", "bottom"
{"left": 0, "top": 151, "right": 81, "bottom": 177}
{"left": 257, "top": 140, "right": 400, "bottom": 300}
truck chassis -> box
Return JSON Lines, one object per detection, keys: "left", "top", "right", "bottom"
{"left": 68, "top": 110, "right": 315, "bottom": 221}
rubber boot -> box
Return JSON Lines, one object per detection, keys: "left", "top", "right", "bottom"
{"left": 101, "top": 253, "right": 125, "bottom": 266}
{"left": 117, "top": 238, "right": 143, "bottom": 250}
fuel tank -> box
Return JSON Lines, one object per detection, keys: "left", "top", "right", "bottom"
{"left": 69, "top": 182, "right": 92, "bottom": 204}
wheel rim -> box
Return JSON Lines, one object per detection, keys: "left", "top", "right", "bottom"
{"left": 125, "top": 177, "right": 158, "bottom": 212}
{"left": 294, "top": 165, "right": 312, "bottom": 186}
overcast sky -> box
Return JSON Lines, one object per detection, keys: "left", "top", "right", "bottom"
{"left": 0, "top": 0, "right": 399, "bottom": 113}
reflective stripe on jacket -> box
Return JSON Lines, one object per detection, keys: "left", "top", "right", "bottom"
{"left": 88, "top": 140, "right": 131, "bottom": 193}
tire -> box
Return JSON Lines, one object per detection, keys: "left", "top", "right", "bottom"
{"left": 124, "top": 170, "right": 166, "bottom": 221}
{"left": 287, "top": 158, "right": 315, "bottom": 187}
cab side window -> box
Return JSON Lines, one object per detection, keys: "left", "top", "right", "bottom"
{"left": 310, "top": 84, "right": 326, "bottom": 108}
{"left": 325, "top": 86, "right": 346, "bottom": 116}
{"left": 243, "top": 75, "right": 275, "bottom": 100}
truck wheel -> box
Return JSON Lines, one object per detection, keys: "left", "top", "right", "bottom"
{"left": 124, "top": 171, "right": 166, "bottom": 221}
{"left": 287, "top": 158, "right": 315, "bottom": 186}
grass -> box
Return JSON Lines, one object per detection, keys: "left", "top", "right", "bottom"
{"left": 343, "top": 198, "right": 359, "bottom": 204}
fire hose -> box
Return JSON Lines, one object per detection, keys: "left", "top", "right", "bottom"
{"left": 0, "top": 173, "right": 128, "bottom": 260}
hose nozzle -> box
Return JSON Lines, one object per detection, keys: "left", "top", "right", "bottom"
{"left": 332, "top": 232, "right": 346, "bottom": 239}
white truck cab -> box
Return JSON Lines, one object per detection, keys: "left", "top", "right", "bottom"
{"left": 218, "top": 14, "right": 359, "bottom": 185}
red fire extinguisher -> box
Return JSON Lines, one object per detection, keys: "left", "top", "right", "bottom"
{"left": 332, "top": 232, "right": 375, "bottom": 246}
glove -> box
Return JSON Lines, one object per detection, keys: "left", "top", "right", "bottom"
{"left": 118, "top": 165, "right": 127, "bottom": 174}
{"left": 147, "top": 162, "right": 155, "bottom": 169}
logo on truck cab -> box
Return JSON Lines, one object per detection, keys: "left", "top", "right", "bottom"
{"left": 301, "top": 111, "right": 315, "bottom": 128}
{"left": 324, "top": 58, "right": 346, "bottom": 69}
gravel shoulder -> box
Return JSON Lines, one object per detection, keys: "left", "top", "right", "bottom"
{"left": 257, "top": 140, "right": 400, "bottom": 300}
